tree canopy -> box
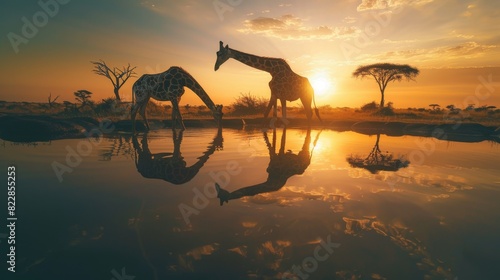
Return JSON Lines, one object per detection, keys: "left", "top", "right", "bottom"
{"left": 353, "top": 63, "right": 419, "bottom": 108}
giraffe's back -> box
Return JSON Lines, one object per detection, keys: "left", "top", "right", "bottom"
{"left": 133, "top": 67, "right": 188, "bottom": 102}
{"left": 269, "top": 72, "right": 313, "bottom": 101}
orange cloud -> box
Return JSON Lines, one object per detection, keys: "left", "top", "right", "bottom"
{"left": 239, "top": 14, "right": 358, "bottom": 40}
{"left": 357, "top": 0, "right": 434, "bottom": 11}
{"left": 372, "top": 41, "right": 497, "bottom": 62}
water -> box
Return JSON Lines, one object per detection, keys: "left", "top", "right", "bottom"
{"left": 1, "top": 127, "right": 499, "bottom": 280}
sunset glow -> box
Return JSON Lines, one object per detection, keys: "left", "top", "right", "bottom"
{"left": 1, "top": 2, "right": 500, "bottom": 279}
{"left": 310, "top": 71, "right": 333, "bottom": 98}
{"left": 0, "top": 1, "right": 499, "bottom": 108}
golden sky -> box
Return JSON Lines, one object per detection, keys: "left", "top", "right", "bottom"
{"left": 1, "top": 0, "right": 499, "bottom": 108}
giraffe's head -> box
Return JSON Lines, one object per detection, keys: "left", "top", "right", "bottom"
{"left": 214, "top": 41, "right": 230, "bottom": 71}
{"left": 213, "top": 104, "right": 224, "bottom": 125}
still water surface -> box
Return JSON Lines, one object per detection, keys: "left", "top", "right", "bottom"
{"left": 1, "top": 127, "right": 499, "bottom": 279}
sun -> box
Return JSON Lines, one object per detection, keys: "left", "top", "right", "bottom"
{"left": 309, "top": 71, "right": 334, "bottom": 97}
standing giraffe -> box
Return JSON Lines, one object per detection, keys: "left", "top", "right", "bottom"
{"left": 214, "top": 41, "right": 321, "bottom": 125}
{"left": 131, "top": 66, "right": 223, "bottom": 131}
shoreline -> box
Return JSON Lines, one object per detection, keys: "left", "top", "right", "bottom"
{"left": 1, "top": 114, "right": 499, "bottom": 143}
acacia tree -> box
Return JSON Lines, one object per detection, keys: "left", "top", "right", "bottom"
{"left": 91, "top": 60, "right": 137, "bottom": 101}
{"left": 74, "top": 89, "right": 94, "bottom": 109}
{"left": 353, "top": 63, "right": 419, "bottom": 108}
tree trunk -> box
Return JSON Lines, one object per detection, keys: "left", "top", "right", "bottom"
{"left": 114, "top": 87, "right": 121, "bottom": 101}
{"left": 380, "top": 89, "right": 385, "bottom": 108}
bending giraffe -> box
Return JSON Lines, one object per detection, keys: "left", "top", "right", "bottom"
{"left": 216, "top": 127, "right": 320, "bottom": 205}
{"left": 131, "top": 66, "right": 223, "bottom": 131}
{"left": 214, "top": 41, "right": 321, "bottom": 125}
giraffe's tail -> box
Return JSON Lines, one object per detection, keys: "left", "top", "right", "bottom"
{"left": 312, "top": 91, "right": 322, "bottom": 123}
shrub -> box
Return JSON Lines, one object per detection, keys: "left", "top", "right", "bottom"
{"left": 377, "top": 106, "right": 395, "bottom": 116}
{"left": 94, "top": 98, "right": 116, "bottom": 115}
{"left": 360, "top": 101, "right": 378, "bottom": 111}
{"left": 230, "top": 92, "right": 268, "bottom": 116}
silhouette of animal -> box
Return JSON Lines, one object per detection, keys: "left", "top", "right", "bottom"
{"left": 214, "top": 41, "right": 321, "bottom": 125}
{"left": 132, "top": 66, "right": 223, "bottom": 131}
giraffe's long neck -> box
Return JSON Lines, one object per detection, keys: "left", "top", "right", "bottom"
{"left": 179, "top": 69, "right": 217, "bottom": 112}
{"left": 229, "top": 48, "right": 289, "bottom": 74}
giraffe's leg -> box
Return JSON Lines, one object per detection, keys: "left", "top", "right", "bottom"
{"left": 280, "top": 99, "right": 289, "bottom": 127}
{"left": 170, "top": 102, "right": 177, "bottom": 130}
{"left": 263, "top": 95, "right": 277, "bottom": 129}
{"left": 171, "top": 100, "right": 185, "bottom": 130}
{"left": 131, "top": 102, "right": 139, "bottom": 132}
{"left": 179, "top": 111, "right": 186, "bottom": 130}
{"left": 172, "top": 101, "right": 177, "bottom": 131}
{"left": 140, "top": 102, "right": 150, "bottom": 130}
{"left": 273, "top": 98, "right": 278, "bottom": 118}
{"left": 264, "top": 96, "right": 276, "bottom": 119}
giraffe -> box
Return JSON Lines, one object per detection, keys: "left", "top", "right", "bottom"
{"left": 131, "top": 66, "right": 223, "bottom": 131}
{"left": 215, "top": 127, "right": 320, "bottom": 205}
{"left": 214, "top": 41, "right": 321, "bottom": 125}
{"left": 132, "top": 127, "right": 223, "bottom": 185}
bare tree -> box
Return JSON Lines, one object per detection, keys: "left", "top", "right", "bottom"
{"left": 353, "top": 63, "right": 419, "bottom": 108}
{"left": 47, "top": 92, "right": 59, "bottom": 108}
{"left": 91, "top": 60, "right": 137, "bottom": 101}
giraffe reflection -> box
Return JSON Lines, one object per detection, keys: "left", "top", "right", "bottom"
{"left": 133, "top": 128, "right": 223, "bottom": 184}
{"left": 216, "top": 127, "right": 318, "bottom": 205}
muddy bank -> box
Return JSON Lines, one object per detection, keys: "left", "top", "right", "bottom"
{"left": 0, "top": 115, "right": 498, "bottom": 143}
{"left": 0, "top": 115, "right": 100, "bottom": 142}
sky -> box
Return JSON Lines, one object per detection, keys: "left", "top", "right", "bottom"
{"left": 1, "top": 0, "right": 499, "bottom": 109}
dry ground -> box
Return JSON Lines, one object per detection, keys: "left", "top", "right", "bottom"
{"left": 0, "top": 101, "right": 499, "bottom": 127}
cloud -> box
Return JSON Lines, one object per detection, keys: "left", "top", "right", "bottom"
{"left": 343, "top": 16, "right": 357, "bottom": 24}
{"left": 357, "top": 0, "right": 434, "bottom": 11}
{"left": 376, "top": 41, "right": 497, "bottom": 61}
{"left": 239, "top": 14, "right": 359, "bottom": 40}
{"left": 462, "top": 3, "right": 476, "bottom": 17}
{"left": 381, "top": 39, "right": 417, "bottom": 44}
{"left": 449, "top": 30, "right": 474, "bottom": 39}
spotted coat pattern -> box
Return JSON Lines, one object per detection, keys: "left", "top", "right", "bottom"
{"left": 131, "top": 66, "right": 222, "bottom": 130}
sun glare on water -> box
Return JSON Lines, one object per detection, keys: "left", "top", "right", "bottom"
{"left": 309, "top": 71, "right": 334, "bottom": 98}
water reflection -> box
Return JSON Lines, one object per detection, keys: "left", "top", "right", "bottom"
{"left": 132, "top": 127, "right": 223, "bottom": 184}
{"left": 99, "top": 134, "right": 134, "bottom": 161}
{"left": 346, "top": 134, "right": 409, "bottom": 174}
{"left": 216, "top": 127, "right": 319, "bottom": 205}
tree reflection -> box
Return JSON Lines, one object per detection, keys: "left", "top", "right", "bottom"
{"left": 346, "top": 134, "right": 409, "bottom": 174}
{"left": 133, "top": 127, "right": 223, "bottom": 184}
{"left": 216, "top": 127, "right": 320, "bottom": 205}
{"left": 99, "top": 134, "right": 134, "bottom": 161}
